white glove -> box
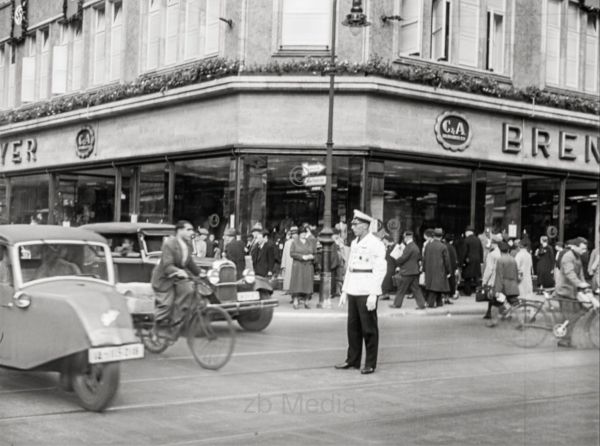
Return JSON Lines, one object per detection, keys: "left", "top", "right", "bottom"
{"left": 339, "top": 292, "right": 347, "bottom": 307}
{"left": 366, "top": 294, "right": 377, "bottom": 311}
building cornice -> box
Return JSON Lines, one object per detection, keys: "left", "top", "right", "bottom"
{"left": 0, "top": 76, "right": 598, "bottom": 138}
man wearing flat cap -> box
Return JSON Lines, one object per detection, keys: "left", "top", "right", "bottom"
{"left": 390, "top": 231, "right": 427, "bottom": 309}
{"left": 223, "top": 228, "right": 246, "bottom": 279}
{"left": 555, "top": 237, "right": 591, "bottom": 347}
{"left": 335, "top": 210, "right": 387, "bottom": 375}
{"left": 460, "top": 226, "right": 483, "bottom": 296}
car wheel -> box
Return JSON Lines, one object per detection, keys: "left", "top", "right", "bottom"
{"left": 71, "top": 362, "right": 120, "bottom": 412}
{"left": 237, "top": 291, "right": 274, "bottom": 332}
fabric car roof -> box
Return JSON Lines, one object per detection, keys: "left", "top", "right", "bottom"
{"left": 79, "top": 222, "right": 175, "bottom": 235}
{"left": 0, "top": 225, "right": 108, "bottom": 245}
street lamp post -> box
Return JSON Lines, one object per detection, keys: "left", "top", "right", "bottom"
{"left": 319, "top": 0, "right": 370, "bottom": 308}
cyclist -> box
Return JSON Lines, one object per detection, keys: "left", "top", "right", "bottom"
{"left": 151, "top": 220, "right": 201, "bottom": 330}
{"left": 554, "top": 237, "right": 590, "bottom": 347}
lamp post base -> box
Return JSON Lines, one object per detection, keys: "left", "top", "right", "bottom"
{"left": 319, "top": 227, "right": 334, "bottom": 305}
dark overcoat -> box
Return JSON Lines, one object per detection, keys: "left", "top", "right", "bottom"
{"left": 461, "top": 234, "right": 483, "bottom": 279}
{"left": 251, "top": 240, "right": 276, "bottom": 277}
{"left": 395, "top": 241, "right": 421, "bottom": 276}
{"left": 224, "top": 239, "right": 246, "bottom": 279}
{"left": 535, "top": 245, "right": 555, "bottom": 287}
{"left": 289, "top": 239, "right": 315, "bottom": 295}
{"left": 381, "top": 244, "right": 398, "bottom": 293}
{"left": 423, "top": 239, "right": 451, "bottom": 292}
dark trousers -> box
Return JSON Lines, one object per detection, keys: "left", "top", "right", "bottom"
{"left": 154, "top": 279, "right": 195, "bottom": 324}
{"left": 463, "top": 277, "right": 478, "bottom": 296}
{"left": 345, "top": 294, "right": 379, "bottom": 369}
{"left": 393, "top": 275, "right": 426, "bottom": 309}
{"left": 426, "top": 290, "right": 444, "bottom": 308}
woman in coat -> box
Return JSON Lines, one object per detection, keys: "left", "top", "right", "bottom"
{"left": 289, "top": 224, "right": 316, "bottom": 309}
{"left": 514, "top": 239, "right": 533, "bottom": 299}
{"left": 280, "top": 226, "right": 298, "bottom": 293}
{"left": 535, "top": 236, "right": 555, "bottom": 288}
{"left": 487, "top": 242, "right": 521, "bottom": 327}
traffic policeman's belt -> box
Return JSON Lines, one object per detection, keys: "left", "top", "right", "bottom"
{"left": 349, "top": 268, "right": 373, "bottom": 273}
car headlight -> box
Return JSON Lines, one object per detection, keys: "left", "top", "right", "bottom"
{"left": 243, "top": 268, "right": 255, "bottom": 284}
{"left": 207, "top": 268, "right": 220, "bottom": 285}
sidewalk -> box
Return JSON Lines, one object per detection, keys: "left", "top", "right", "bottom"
{"left": 273, "top": 290, "right": 486, "bottom": 318}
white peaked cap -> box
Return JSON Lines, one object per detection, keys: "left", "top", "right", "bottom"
{"left": 352, "top": 210, "right": 378, "bottom": 233}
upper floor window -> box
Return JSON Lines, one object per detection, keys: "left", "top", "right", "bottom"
{"left": 0, "top": 44, "right": 5, "bottom": 109}
{"left": 457, "top": 0, "right": 480, "bottom": 67}
{"left": 110, "top": 1, "right": 124, "bottom": 80}
{"left": 93, "top": 4, "right": 107, "bottom": 84}
{"left": 399, "top": 0, "right": 422, "bottom": 56}
{"left": 21, "top": 29, "right": 49, "bottom": 103}
{"left": 279, "top": 0, "right": 331, "bottom": 50}
{"left": 431, "top": 0, "right": 451, "bottom": 61}
{"left": 141, "top": 0, "right": 221, "bottom": 73}
{"left": 486, "top": 0, "right": 505, "bottom": 73}
{"left": 545, "top": 0, "right": 598, "bottom": 92}
{"left": 51, "top": 22, "right": 84, "bottom": 95}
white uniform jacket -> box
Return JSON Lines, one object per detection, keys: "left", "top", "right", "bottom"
{"left": 342, "top": 232, "right": 387, "bottom": 296}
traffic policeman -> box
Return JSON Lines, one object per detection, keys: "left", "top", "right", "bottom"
{"left": 335, "top": 210, "right": 387, "bottom": 375}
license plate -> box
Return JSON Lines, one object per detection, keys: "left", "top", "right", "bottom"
{"left": 88, "top": 343, "right": 144, "bottom": 364}
{"left": 237, "top": 291, "right": 260, "bottom": 302}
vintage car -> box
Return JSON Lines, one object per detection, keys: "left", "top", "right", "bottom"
{"left": 80, "top": 222, "right": 278, "bottom": 332}
{"left": 0, "top": 225, "right": 144, "bottom": 412}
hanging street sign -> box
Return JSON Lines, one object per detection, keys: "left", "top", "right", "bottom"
{"left": 302, "top": 162, "right": 326, "bottom": 175}
{"left": 304, "top": 175, "right": 327, "bottom": 187}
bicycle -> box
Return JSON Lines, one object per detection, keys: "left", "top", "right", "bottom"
{"left": 497, "top": 287, "right": 599, "bottom": 349}
{"left": 135, "top": 279, "right": 236, "bottom": 370}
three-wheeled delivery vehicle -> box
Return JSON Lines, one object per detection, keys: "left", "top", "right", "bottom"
{"left": 0, "top": 225, "right": 144, "bottom": 411}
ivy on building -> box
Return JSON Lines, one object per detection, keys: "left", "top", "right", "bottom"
{"left": 0, "top": 57, "right": 598, "bottom": 127}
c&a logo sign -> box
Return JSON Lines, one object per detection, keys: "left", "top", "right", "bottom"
{"left": 434, "top": 112, "right": 472, "bottom": 152}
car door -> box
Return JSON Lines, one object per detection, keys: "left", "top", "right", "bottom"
{"left": 0, "top": 244, "right": 15, "bottom": 361}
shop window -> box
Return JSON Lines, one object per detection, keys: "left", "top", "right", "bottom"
{"left": 173, "top": 157, "right": 235, "bottom": 236}
{"left": 239, "top": 155, "right": 362, "bottom": 243}
{"left": 139, "top": 163, "right": 169, "bottom": 223}
{"left": 521, "top": 175, "right": 560, "bottom": 248}
{"left": 54, "top": 169, "right": 116, "bottom": 226}
{"left": 119, "top": 166, "right": 136, "bottom": 222}
{"left": 279, "top": 0, "right": 331, "bottom": 50}
{"left": 486, "top": 0, "right": 505, "bottom": 73}
{"left": 380, "top": 161, "right": 472, "bottom": 245}
{"left": 0, "top": 180, "right": 7, "bottom": 224}
{"left": 475, "top": 171, "right": 522, "bottom": 236}
{"left": 399, "top": 0, "right": 422, "bottom": 56}
{"left": 564, "top": 179, "right": 597, "bottom": 247}
{"left": 9, "top": 174, "right": 50, "bottom": 224}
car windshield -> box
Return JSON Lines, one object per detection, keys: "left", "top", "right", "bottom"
{"left": 17, "top": 242, "right": 111, "bottom": 285}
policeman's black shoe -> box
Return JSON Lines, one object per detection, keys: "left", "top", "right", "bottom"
{"left": 360, "top": 367, "right": 375, "bottom": 375}
{"left": 334, "top": 362, "right": 359, "bottom": 370}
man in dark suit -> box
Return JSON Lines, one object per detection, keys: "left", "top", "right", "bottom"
{"left": 423, "top": 228, "right": 451, "bottom": 308}
{"left": 223, "top": 228, "right": 246, "bottom": 279}
{"left": 390, "top": 231, "right": 426, "bottom": 309}
{"left": 151, "top": 220, "right": 201, "bottom": 326}
{"left": 460, "top": 226, "right": 483, "bottom": 296}
{"left": 250, "top": 226, "right": 275, "bottom": 277}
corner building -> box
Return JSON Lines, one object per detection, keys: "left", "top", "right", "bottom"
{"left": 0, "top": 0, "right": 598, "bottom": 250}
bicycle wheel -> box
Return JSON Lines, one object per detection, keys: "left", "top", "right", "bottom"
{"left": 187, "top": 306, "right": 235, "bottom": 370}
{"left": 585, "top": 308, "right": 599, "bottom": 349}
{"left": 497, "top": 303, "right": 552, "bottom": 348}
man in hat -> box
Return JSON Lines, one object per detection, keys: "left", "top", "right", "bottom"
{"left": 223, "top": 227, "right": 246, "bottom": 279}
{"left": 193, "top": 227, "right": 209, "bottom": 258}
{"left": 151, "top": 220, "right": 201, "bottom": 329}
{"left": 423, "top": 228, "right": 451, "bottom": 308}
{"left": 250, "top": 226, "right": 275, "bottom": 278}
{"left": 335, "top": 210, "right": 387, "bottom": 375}
{"left": 390, "top": 231, "right": 427, "bottom": 309}
{"left": 280, "top": 226, "right": 299, "bottom": 293}
{"left": 460, "top": 226, "right": 483, "bottom": 296}
{"left": 553, "top": 237, "right": 593, "bottom": 347}
{"left": 481, "top": 232, "right": 504, "bottom": 319}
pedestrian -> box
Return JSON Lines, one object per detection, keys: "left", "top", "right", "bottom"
{"left": 481, "top": 233, "right": 503, "bottom": 319}
{"left": 380, "top": 234, "right": 398, "bottom": 300}
{"left": 514, "top": 239, "right": 534, "bottom": 299}
{"left": 222, "top": 228, "right": 246, "bottom": 279}
{"left": 250, "top": 225, "right": 276, "bottom": 278}
{"left": 389, "top": 231, "right": 426, "bottom": 310}
{"left": 335, "top": 210, "right": 386, "bottom": 375}
{"left": 444, "top": 233, "right": 458, "bottom": 304}
{"left": 423, "top": 228, "right": 451, "bottom": 308}
{"left": 289, "top": 224, "right": 316, "bottom": 309}
{"left": 332, "top": 228, "right": 349, "bottom": 299}
{"left": 535, "top": 235, "right": 555, "bottom": 288}
{"left": 554, "top": 237, "right": 590, "bottom": 347}
{"left": 460, "top": 226, "right": 483, "bottom": 296}
{"left": 280, "top": 226, "right": 298, "bottom": 293}
{"left": 554, "top": 241, "right": 564, "bottom": 286}
{"left": 588, "top": 242, "right": 599, "bottom": 290}
{"left": 206, "top": 233, "right": 216, "bottom": 257}
{"left": 486, "top": 241, "right": 520, "bottom": 327}
{"left": 193, "top": 227, "right": 208, "bottom": 258}
{"left": 419, "top": 228, "right": 434, "bottom": 290}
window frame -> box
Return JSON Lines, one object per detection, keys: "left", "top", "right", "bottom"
{"left": 275, "top": 0, "right": 333, "bottom": 55}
